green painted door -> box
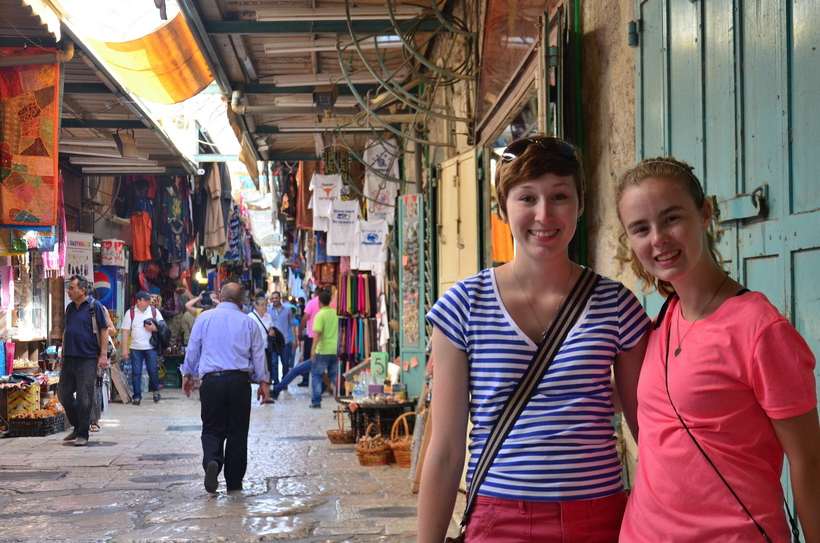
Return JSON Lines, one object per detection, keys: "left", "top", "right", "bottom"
{"left": 636, "top": 0, "right": 820, "bottom": 535}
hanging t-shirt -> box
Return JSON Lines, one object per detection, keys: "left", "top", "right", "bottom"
{"left": 353, "top": 219, "right": 388, "bottom": 270}
{"left": 326, "top": 199, "right": 360, "bottom": 256}
{"left": 309, "top": 173, "right": 342, "bottom": 232}
{"left": 363, "top": 138, "right": 400, "bottom": 180}
{"left": 364, "top": 173, "right": 399, "bottom": 225}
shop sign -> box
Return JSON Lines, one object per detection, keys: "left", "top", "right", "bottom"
{"left": 65, "top": 232, "right": 93, "bottom": 281}
{"left": 100, "top": 239, "right": 126, "bottom": 267}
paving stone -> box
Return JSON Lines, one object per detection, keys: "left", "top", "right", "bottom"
{"left": 0, "top": 388, "right": 466, "bottom": 541}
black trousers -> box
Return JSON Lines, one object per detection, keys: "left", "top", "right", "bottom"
{"left": 58, "top": 357, "right": 97, "bottom": 439}
{"left": 199, "top": 372, "right": 251, "bottom": 489}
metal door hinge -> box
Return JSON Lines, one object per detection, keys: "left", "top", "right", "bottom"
{"left": 628, "top": 20, "right": 640, "bottom": 47}
{"left": 716, "top": 184, "right": 768, "bottom": 223}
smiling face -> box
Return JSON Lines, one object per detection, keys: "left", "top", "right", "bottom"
{"left": 618, "top": 176, "right": 713, "bottom": 285}
{"left": 503, "top": 172, "right": 580, "bottom": 261}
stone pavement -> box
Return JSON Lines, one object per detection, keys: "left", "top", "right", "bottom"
{"left": 0, "top": 385, "right": 463, "bottom": 542}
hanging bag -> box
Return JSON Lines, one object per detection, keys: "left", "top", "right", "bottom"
{"left": 445, "top": 267, "right": 599, "bottom": 542}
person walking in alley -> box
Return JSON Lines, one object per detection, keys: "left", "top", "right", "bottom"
{"left": 268, "top": 291, "right": 298, "bottom": 385}
{"left": 308, "top": 288, "right": 338, "bottom": 409}
{"left": 417, "top": 136, "right": 649, "bottom": 542}
{"left": 120, "top": 291, "right": 164, "bottom": 405}
{"left": 248, "top": 293, "right": 282, "bottom": 402}
{"left": 296, "top": 290, "right": 320, "bottom": 387}
{"left": 181, "top": 283, "right": 270, "bottom": 494}
{"left": 61, "top": 275, "right": 110, "bottom": 447}
{"left": 616, "top": 158, "right": 820, "bottom": 543}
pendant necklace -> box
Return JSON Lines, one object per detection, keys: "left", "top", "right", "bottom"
{"left": 673, "top": 273, "right": 730, "bottom": 357}
{"left": 512, "top": 263, "right": 575, "bottom": 341}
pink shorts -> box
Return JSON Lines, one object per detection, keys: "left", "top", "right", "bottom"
{"left": 465, "top": 492, "right": 628, "bottom": 543}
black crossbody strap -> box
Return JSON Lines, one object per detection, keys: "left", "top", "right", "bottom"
{"left": 252, "top": 312, "right": 270, "bottom": 334}
{"left": 459, "top": 267, "right": 599, "bottom": 529}
{"left": 661, "top": 294, "right": 800, "bottom": 543}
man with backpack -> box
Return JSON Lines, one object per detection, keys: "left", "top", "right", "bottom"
{"left": 120, "top": 291, "right": 168, "bottom": 405}
{"left": 61, "top": 275, "right": 109, "bottom": 447}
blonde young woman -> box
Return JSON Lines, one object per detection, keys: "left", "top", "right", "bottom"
{"left": 616, "top": 158, "right": 820, "bottom": 542}
{"left": 417, "top": 136, "right": 650, "bottom": 542}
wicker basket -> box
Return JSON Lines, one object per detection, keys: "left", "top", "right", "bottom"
{"left": 327, "top": 409, "right": 355, "bottom": 444}
{"left": 355, "top": 423, "right": 393, "bottom": 466}
{"left": 9, "top": 412, "right": 66, "bottom": 437}
{"left": 389, "top": 412, "right": 415, "bottom": 468}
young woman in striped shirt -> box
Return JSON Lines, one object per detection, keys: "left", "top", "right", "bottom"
{"left": 417, "top": 136, "right": 650, "bottom": 542}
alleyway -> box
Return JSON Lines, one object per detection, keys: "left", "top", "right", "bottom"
{"left": 0, "top": 386, "right": 458, "bottom": 542}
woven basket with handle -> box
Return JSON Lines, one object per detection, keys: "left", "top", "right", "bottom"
{"left": 327, "top": 409, "right": 355, "bottom": 444}
{"left": 355, "top": 422, "right": 393, "bottom": 466}
{"left": 389, "top": 411, "right": 415, "bottom": 468}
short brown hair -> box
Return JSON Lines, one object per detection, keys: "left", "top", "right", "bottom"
{"left": 615, "top": 157, "right": 722, "bottom": 296}
{"left": 495, "top": 135, "right": 585, "bottom": 218}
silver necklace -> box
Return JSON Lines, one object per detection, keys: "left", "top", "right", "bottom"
{"left": 512, "top": 263, "right": 575, "bottom": 340}
{"left": 674, "top": 273, "right": 730, "bottom": 357}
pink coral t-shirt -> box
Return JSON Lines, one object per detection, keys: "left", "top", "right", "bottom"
{"left": 303, "top": 297, "right": 320, "bottom": 338}
{"left": 620, "top": 292, "right": 816, "bottom": 543}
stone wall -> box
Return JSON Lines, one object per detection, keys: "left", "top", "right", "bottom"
{"left": 581, "top": 0, "right": 637, "bottom": 281}
{"left": 580, "top": 0, "right": 642, "bottom": 482}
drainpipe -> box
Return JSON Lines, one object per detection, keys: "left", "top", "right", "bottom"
{"left": 0, "top": 41, "right": 74, "bottom": 68}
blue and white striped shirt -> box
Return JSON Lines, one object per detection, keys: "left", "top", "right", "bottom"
{"left": 427, "top": 267, "right": 649, "bottom": 501}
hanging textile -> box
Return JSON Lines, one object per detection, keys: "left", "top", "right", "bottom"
{"left": 491, "top": 213, "right": 515, "bottom": 263}
{"left": 337, "top": 316, "right": 378, "bottom": 365}
{"left": 131, "top": 212, "right": 153, "bottom": 262}
{"left": 326, "top": 198, "right": 359, "bottom": 256}
{"left": 352, "top": 219, "right": 388, "bottom": 271}
{"left": 296, "top": 161, "right": 314, "bottom": 230}
{"left": 309, "top": 173, "right": 342, "bottom": 232}
{"left": 0, "top": 48, "right": 61, "bottom": 226}
{"left": 336, "top": 271, "right": 377, "bottom": 317}
{"left": 204, "top": 165, "right": 226, "bottom": 250}
{"left": 157, "top": 176, "right": 189, "bottom": 263}
{"left": 42, "top": 173, "right": 66, "bottom": 277}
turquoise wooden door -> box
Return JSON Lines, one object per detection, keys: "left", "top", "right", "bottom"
{"left": 636, "top": 0, "right": 820, "bottom": 535}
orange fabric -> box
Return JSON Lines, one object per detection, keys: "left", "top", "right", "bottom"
{"left": 491, "top": 214, "right": 514, "bottom": 263}
{"left": 0, "top": 47, "right": 60, "bottom": 226}
{"left": 86, "top": 13, "right": 212, "bottom": 104}
{"left": 131, "top": 211, "right": 152, "bottom": 261}
{"left": 296, "top": 161, "right": 315, "bottom": 230}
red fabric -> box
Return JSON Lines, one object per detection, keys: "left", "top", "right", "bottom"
{"left": 465, "top": 492, "right": 627, "bottom": 542}
{"left": 130, "top": 211, "right": 152, "bottom": 261}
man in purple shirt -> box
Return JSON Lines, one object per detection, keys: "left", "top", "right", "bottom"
{"left": 181, "top": 282, "right": 270, "bottom": 494}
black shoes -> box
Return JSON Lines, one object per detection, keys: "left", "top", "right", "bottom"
{"left": 204, "top": 461, "right": 219, "bottom": 494}
{"left": 63, "top": 430, "right": 78, "bottom": 442}
{"left": 153, "top": 392, "right": 161, "bottom": 403}
{"left": 296, "top": 380, "right": 309, "bottom": 387}
{"left": 132, "top": 398, "right": 141, "bottom": 406}
{"left": 309, "top": 403, "right": 321, "bottom": 409}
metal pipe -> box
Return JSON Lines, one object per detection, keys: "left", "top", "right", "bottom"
{"left": 385, "top": 0, "right": 471, "bottom": 81}
{"left": 336, "top": 40, "right": 453, "bottom": 148}
{"left": 0, "top": 41, "right": 74, "bottom": 68}
{"left": 339, "top": 2, "right": 470, "bottom": 123}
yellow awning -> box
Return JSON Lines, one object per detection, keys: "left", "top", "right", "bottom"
{"left": 86, "top": 12, "right": 212, "bottom": 104}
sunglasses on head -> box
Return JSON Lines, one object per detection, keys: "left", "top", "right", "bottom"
{"left": 501, "top": 136, "right": 579, "bottom": 163}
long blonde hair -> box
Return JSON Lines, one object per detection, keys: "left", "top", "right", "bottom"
{"left": 615, "top": 157, "right": 723, "bottom": 297}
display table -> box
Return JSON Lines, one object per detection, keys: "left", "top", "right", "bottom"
{"left": 340, "top": 399, "right": 416, "bottom": 441}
